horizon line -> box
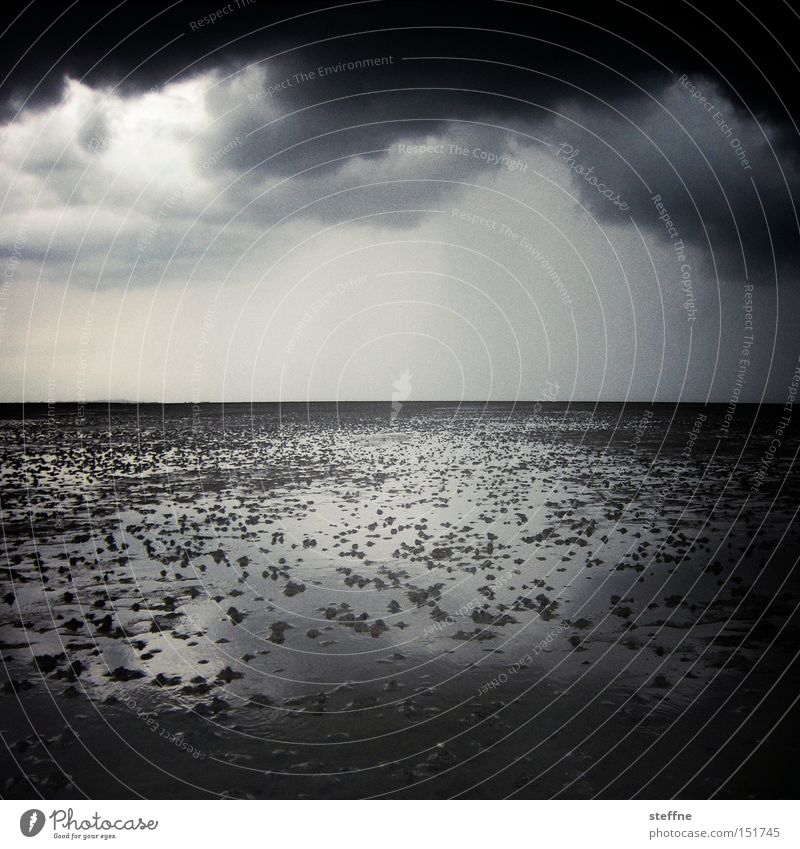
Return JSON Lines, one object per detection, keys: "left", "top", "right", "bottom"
{"left": 0, "top": 399, "right": 781, "bottom": 406}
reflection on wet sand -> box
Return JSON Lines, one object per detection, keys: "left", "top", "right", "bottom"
{"left": 1, "top": 402, "right": 798, "bottom": 798}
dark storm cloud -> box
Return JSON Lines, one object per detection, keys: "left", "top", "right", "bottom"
{"left": 539, "top": 77, "right": 800, "bottom": 284}
{"left": 193, "top": 64, "right": 800, "bottom": 283}
{"left": 5, "top": 0, "right": 800, "bottom": 120}
{"left": 3, "top": 0, "right": 800, "bottom": 286}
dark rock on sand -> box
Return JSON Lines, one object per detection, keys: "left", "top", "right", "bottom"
{"left": 108, "top": 666, "right": 146, "bottom": 682}
{"left": 284, "top": 581, "right": 306, "bottom": 597}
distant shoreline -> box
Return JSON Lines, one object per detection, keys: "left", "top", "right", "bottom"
{"left": 0, "top": 400, "right": 784, "bottom": 409}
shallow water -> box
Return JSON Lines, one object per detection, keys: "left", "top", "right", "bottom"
{"left": 1, "top": 402, "right": 798, "bottom": 798}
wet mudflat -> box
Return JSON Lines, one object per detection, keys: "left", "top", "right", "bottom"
{"left": 1, "top": 402, "right": 798, "bottom": 799}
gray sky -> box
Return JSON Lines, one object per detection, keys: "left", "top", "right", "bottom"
{"left": 1, "top": 4, "right": 799, "bottom": 403}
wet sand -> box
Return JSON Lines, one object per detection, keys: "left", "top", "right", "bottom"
{"left": 1, "top": 402, "right": 798, "bottom": 799}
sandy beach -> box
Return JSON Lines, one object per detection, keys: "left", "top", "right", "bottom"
{"left": 1, "top": 402, "right": 798, "bottom": 798}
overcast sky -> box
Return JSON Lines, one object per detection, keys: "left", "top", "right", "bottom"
{"left": 1, "top": 0, "right": 799, "bottom": 403}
